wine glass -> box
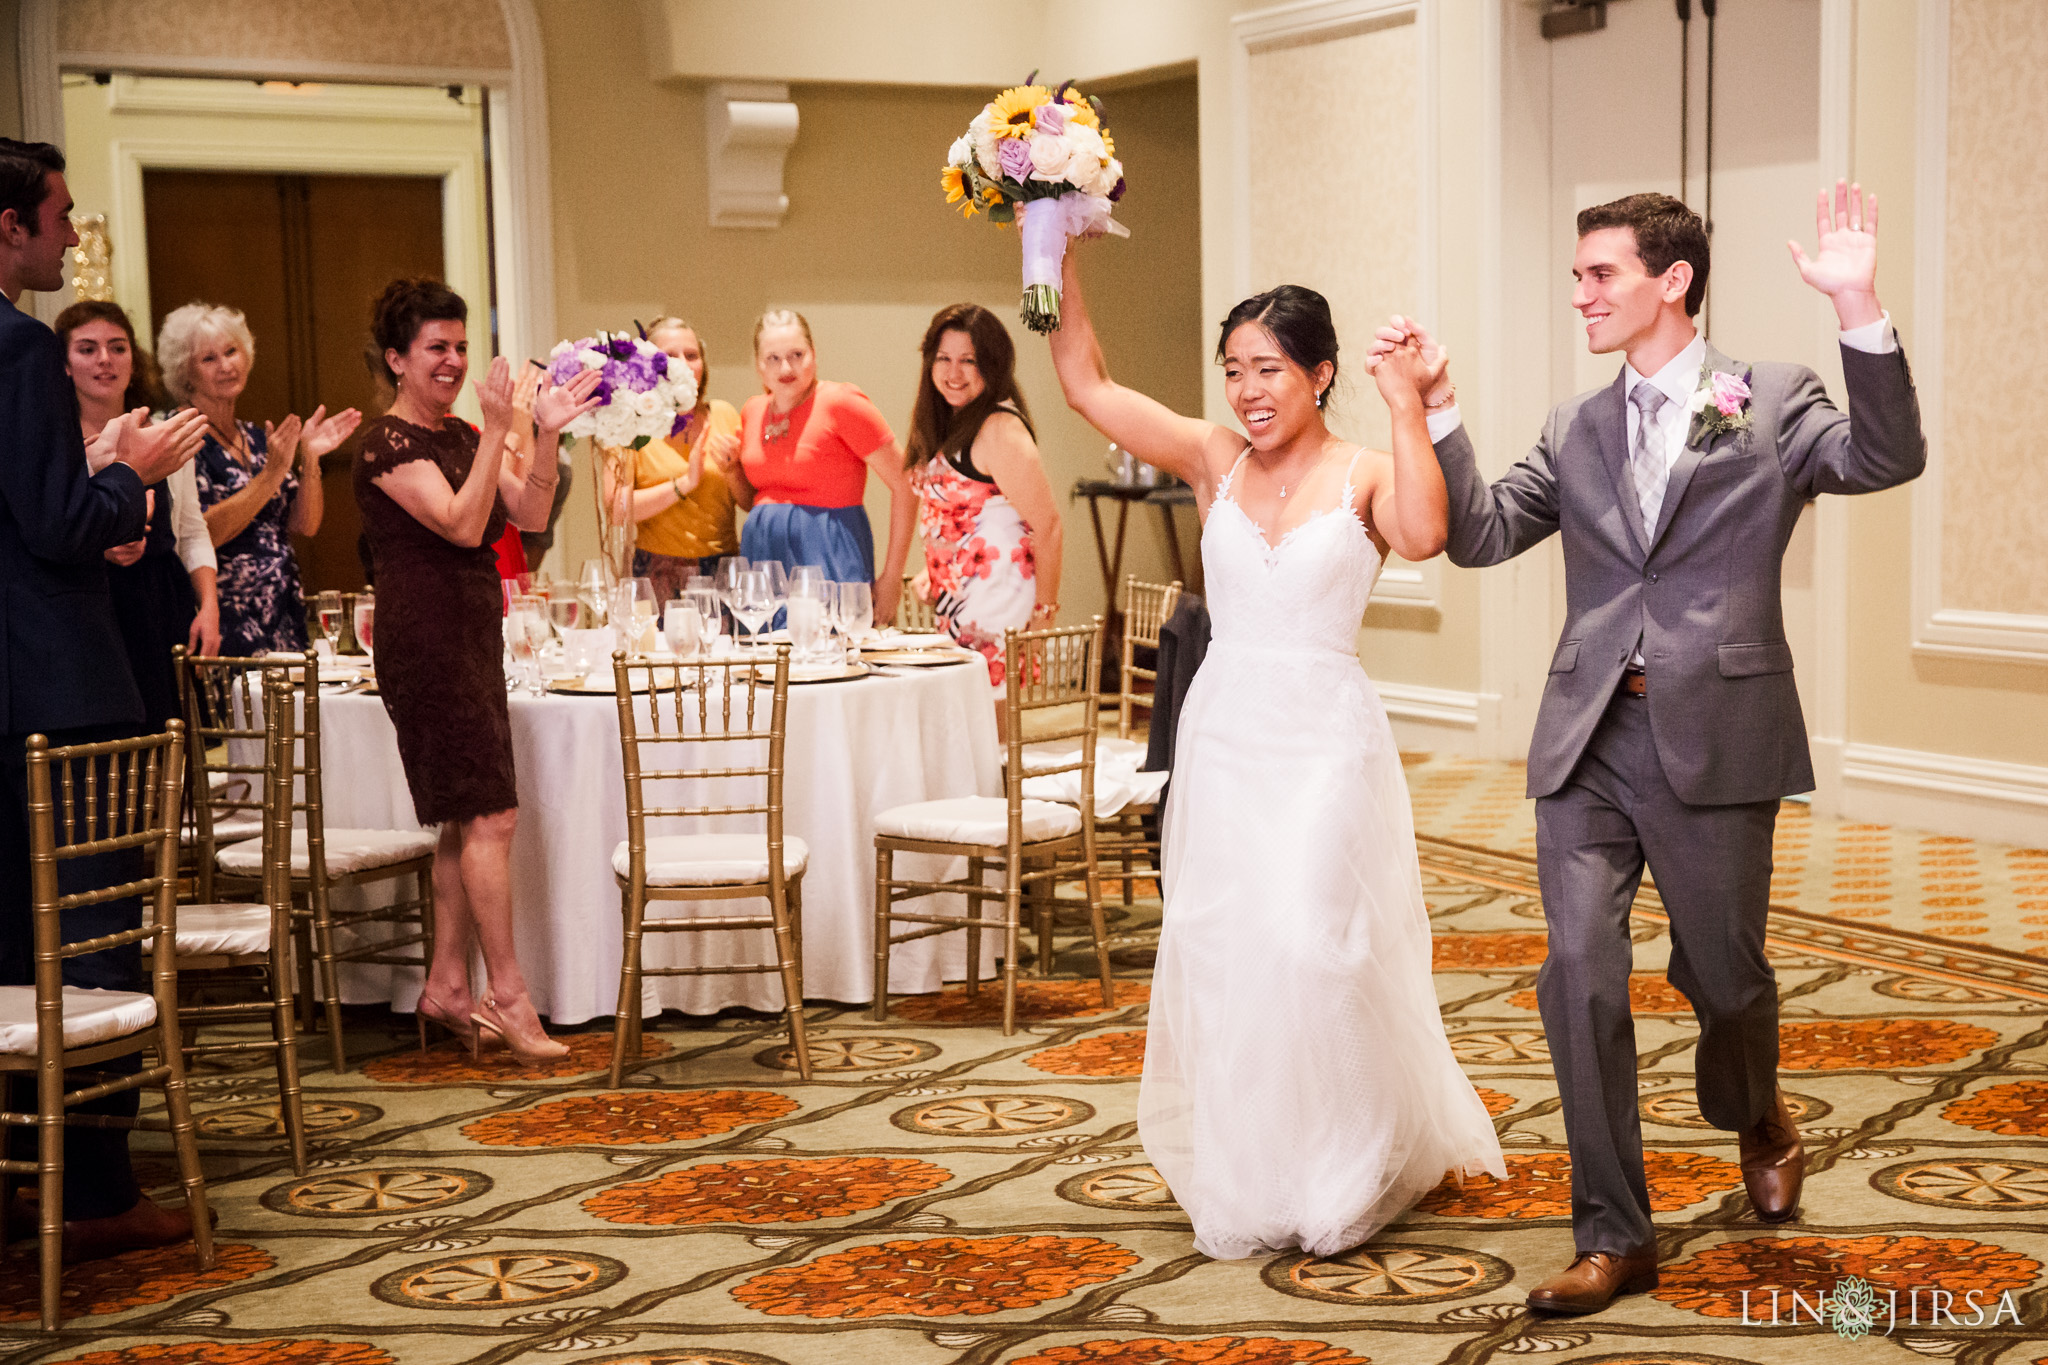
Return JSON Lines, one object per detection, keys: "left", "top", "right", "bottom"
{"left": 730, "top": 568, "right": 775, "bottom": 651}
{"left": 351, "top": 592, "right": 375, "bottom": 663}
{"left": 314, "top": 590, "right": 344, "bottom": 658}
{"left": 686, "top": 582, "right": 724, "bottom": 651}
{"left": 509, "top": 595, "right": 548, "bottom": 693}
{"left": 758, "top": 560, "right": 790, "bottom": 630}
{"left": 839, "top": 581, "right": 874, "bottom": 642}
{"left": 547, "top": 592, "right": 583, "bottom": 636}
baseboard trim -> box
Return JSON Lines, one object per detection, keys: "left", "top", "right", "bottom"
{"left": 1827, "top": 741, "right": 2048, "bottom": 846}
{"left": 1376, "top": 682, "right": 1481, "bottom": 729}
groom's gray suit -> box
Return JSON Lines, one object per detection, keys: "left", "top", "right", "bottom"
{"left": 1432, "top": 337, "right": 1925, "bottom": 1254}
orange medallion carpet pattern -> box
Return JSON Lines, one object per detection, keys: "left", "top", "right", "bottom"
{"left": 581, "top": 1157, "right": 954, "bottom": 1225}
{"left": 729, "top": 1235, "right": 1140, "bottom": 1318}
{"left": 8, "top": 764, "right": 2048, "bottom": 1365}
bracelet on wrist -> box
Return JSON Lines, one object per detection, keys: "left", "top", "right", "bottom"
{"left": 1424, "top": 384, "right": 1457, "bottom": 410}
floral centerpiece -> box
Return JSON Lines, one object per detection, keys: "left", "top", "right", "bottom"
{"left": 545, "top": 331, "right": 698, "bottom": 576}
{"left": 942, "top": 77, "right": 1129, "bottom": 333}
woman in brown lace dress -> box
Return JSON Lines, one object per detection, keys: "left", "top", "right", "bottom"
{"left": 355, "top": 278, "right": 600, "bottom": 1065}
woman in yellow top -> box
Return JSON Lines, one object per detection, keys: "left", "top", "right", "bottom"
{"left": 601, "top": 316, "right": 743, "bottom": 601}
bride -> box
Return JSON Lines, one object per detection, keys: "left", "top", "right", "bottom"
{"left": 1046, "top": 242, "right": 1505, "bottom": 1259}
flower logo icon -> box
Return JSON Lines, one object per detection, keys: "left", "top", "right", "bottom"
{"left": 1831, "top": 1274, "right": 1879, "bottom": 1341}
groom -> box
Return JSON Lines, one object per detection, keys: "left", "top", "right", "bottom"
{"left": 1371, "top": 185, "right": 1925, "bottom": 1313}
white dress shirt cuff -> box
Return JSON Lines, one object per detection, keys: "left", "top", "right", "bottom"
{"left": 1838, "top": 311, "right": 1896, "bottom": 355}
{"left": 1425, "top": 406, "right": 1464, "bottom": 444}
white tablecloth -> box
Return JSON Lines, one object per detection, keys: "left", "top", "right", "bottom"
{"left": 314, "top": 661, "right": 1000, "bottom": 1023}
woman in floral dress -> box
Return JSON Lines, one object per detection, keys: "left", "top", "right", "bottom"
{"left": 905, "top": 304, "right": 1062, "bottom": 699}
{"left": 158, "top": 302, "right": 359, "bottom": 655}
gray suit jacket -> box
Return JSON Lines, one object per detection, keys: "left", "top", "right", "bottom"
{"left": 1435, "top": 340, "right": 1925, "bottom": 806}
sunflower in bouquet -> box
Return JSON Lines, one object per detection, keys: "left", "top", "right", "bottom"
{"left": 942, "top": 77, "right": 1128, "bottom": 334}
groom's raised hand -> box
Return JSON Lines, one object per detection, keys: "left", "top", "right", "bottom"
{"left": 1365, "top": 315, "right": 1453, "bottom": 406}
{"left": 1789, "top": 179, "right": 1884, "bottom": 329}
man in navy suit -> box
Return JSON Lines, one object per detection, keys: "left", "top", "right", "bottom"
{"left": 0, "top": 138, "right": 207, "bottom": 1262}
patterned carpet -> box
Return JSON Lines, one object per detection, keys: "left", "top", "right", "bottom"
{"left": 6, "top": 760, "right": 2048, "bottom": 1364}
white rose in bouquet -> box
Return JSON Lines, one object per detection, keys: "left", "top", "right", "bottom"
{"left": 1063, "top": 124, "right": 1120, "bottom": 197}
{"left": 1028, "top": 131, "right": 1079, "bottom": 182}
{"left": 948, "top": 133, "right": 975, "bottom": 168}
{"left": 968, "top": 110, "right": 1001, "bottom": 179}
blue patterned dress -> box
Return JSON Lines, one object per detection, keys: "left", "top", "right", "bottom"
{"left": 191, "top": 420, "right": 308, "bottom": 656}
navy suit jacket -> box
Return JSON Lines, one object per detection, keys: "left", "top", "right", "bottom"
{"left": 0, "top": 293, "right": 147, "bottom": 736}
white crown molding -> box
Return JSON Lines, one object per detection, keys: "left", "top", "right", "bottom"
{"left": 54, "top": 51, "right": 510, "bottom": 88}
{"left": 1909, "top": 0, "right": 2048, "bottom": 665}
{"left": 705, "top": 82, "right": 799, "bottom": 230}
{"left": 103, "top": 72, "right": 477, "bottom": 122}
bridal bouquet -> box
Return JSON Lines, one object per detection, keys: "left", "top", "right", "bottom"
{"left": 544, "top": 332, "right": 697, "bottom": 450}
{"left": 942, "top": 79, "right": 1129, "bottom": 333}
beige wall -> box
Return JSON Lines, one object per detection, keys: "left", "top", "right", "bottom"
{"left": 1839, "top": 0, "right": 2048, "bottom": 775}
{"left": 538, "top": 1, "right": 1201, "bottom": 623}
{"left": 1940, "top": 0, "right": 2048, "bottom": 620}
{"left": 53, "top": 0, "right": 509, "bottom": 77}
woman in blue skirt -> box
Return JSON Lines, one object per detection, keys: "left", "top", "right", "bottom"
{"left": 732, "top": 309, "right": 913, "bottom": 624}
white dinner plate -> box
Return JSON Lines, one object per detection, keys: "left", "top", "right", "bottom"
{"left": 757, "top": 660, "right": 873, "bottom": 685}
{"left": 865, "top": 632, "right": 954, "bottom": 652}
{"left": 864, "top": 650, "right": 973, "bottom": 667}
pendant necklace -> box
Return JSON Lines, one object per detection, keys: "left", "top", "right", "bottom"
{"left": 763, "top": 385, "right": 816, "bottom": 443}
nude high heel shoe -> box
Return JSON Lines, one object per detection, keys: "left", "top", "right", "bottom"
{"left": 470, "top": 995, "right": 571, "bottom": 1068}
{"left": 417, "top": 991, "right": 483, "bottom": 1056}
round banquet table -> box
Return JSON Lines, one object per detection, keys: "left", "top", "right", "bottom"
{"left": 314, "top": 659, "right": 1001, "bottom": 1024}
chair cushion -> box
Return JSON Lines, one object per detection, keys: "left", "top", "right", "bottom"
{"left": 181, "top": 812, "right": 264, "bottom": 848}
{"left": 156, "top": 903, "right": 272, "bottom": 958}
{"left": 1017, "top": 735, "right": 1148, "bottom": 774}
{"left": 873, "top": 796, "right": 1082, "bottom": 847}
{"left": 216, "top": 828, "right": 438, "bottom": 877}
{"left": 611, "top": 833, "right": 810, "bottom": 887}
{"left": 0, "top": 986, "right": 158, "bottom": 1055}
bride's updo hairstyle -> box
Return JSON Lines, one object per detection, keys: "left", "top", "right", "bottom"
{"left": 1215, "top": 285, "right": 1340, "bottom": 410}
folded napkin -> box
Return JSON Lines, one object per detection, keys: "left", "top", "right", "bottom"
{"left": 1017, "top": 736, "right": 1168, "bottom": 817}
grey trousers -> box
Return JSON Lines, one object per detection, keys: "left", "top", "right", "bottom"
{"left": 1534, "top": 690, "right": 1780, "bottom": 1255}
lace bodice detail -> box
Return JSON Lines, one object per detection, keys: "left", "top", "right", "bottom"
{"left": 1205, "top": 449, "right": 1384, "bottom": 654}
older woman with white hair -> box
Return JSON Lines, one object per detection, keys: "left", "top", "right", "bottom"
{"left": 158, "top": 302, "right": 360, "bottom": 655}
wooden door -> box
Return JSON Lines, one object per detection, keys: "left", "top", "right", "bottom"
{"left": 143, "top": 171, "right": 446, "bottom": 594}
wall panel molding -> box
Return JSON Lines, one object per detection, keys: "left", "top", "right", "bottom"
{"left": 1821, "top": 739, "right": 2048, "bottom": 847}
{"left": 1909, "top": 0, "right": 2048, "bottom": 664}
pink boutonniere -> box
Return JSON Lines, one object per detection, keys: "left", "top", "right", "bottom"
{"left": 1686, "top": 367, "right": 1753, "bottom": 441}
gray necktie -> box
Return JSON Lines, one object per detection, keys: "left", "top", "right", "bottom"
{"left": 1629, "top": 384, "right": 1670, "bottom": 538}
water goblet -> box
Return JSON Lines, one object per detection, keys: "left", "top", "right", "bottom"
{"left": 730, "top": 568, "right": 775, "bottom": 651}
{"left": 664, "top": 601, "right": 705, "bottom": 660}
{"left": 351, "top": 592, "right": 376, "bottom": 663}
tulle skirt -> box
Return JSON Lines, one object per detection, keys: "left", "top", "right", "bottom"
{"left": 1140, "top": 640, "right": 1505, "bottom": 1260}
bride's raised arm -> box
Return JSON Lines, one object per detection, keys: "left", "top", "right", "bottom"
{"left": 1048, "top": 243, "right": 1242, "bottom": 501}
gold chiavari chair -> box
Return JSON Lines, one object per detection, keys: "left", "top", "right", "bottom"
{"left": 0, "top": 725, "right": 212, "bottom": 1329}
{"left": 872, "top": 619, "right": 1112, "bottom": 1035}
{"left": 897, "top": 573, "right": 937, "bottom": 632}
{"left": 1098, "top": 575, "right": 1181, "bottom": 905}
{"left": 176, "top": 650, "right": 438, "bottom": 1073}
{"left": 154, "top": 667, "right": 307, "bottom": 1173}
{"left": 609, "top": 645, "right": 811, "bottom": 1087}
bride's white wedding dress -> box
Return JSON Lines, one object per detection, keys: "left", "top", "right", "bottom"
{"left": 1139, "top": 448, "right": 1506, "bottom": 1261}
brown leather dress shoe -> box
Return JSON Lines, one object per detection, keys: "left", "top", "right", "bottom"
{"left": 1525, "top": 1247, "right": 1660, "bottom": 1315}
{"left": 62, "top": 1195, "right": 203, "bottom": 1265}
{"left": 1738, "top": 1088, "right": 1805, "bottom": 1222}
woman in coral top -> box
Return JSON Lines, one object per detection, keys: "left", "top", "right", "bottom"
{"left": 732, "top": 309, "right": 912, "bottom": 622}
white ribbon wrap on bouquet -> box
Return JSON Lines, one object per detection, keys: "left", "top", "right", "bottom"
{"left": 1018, "top": 191, "right": 1130, "bottom": 290}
